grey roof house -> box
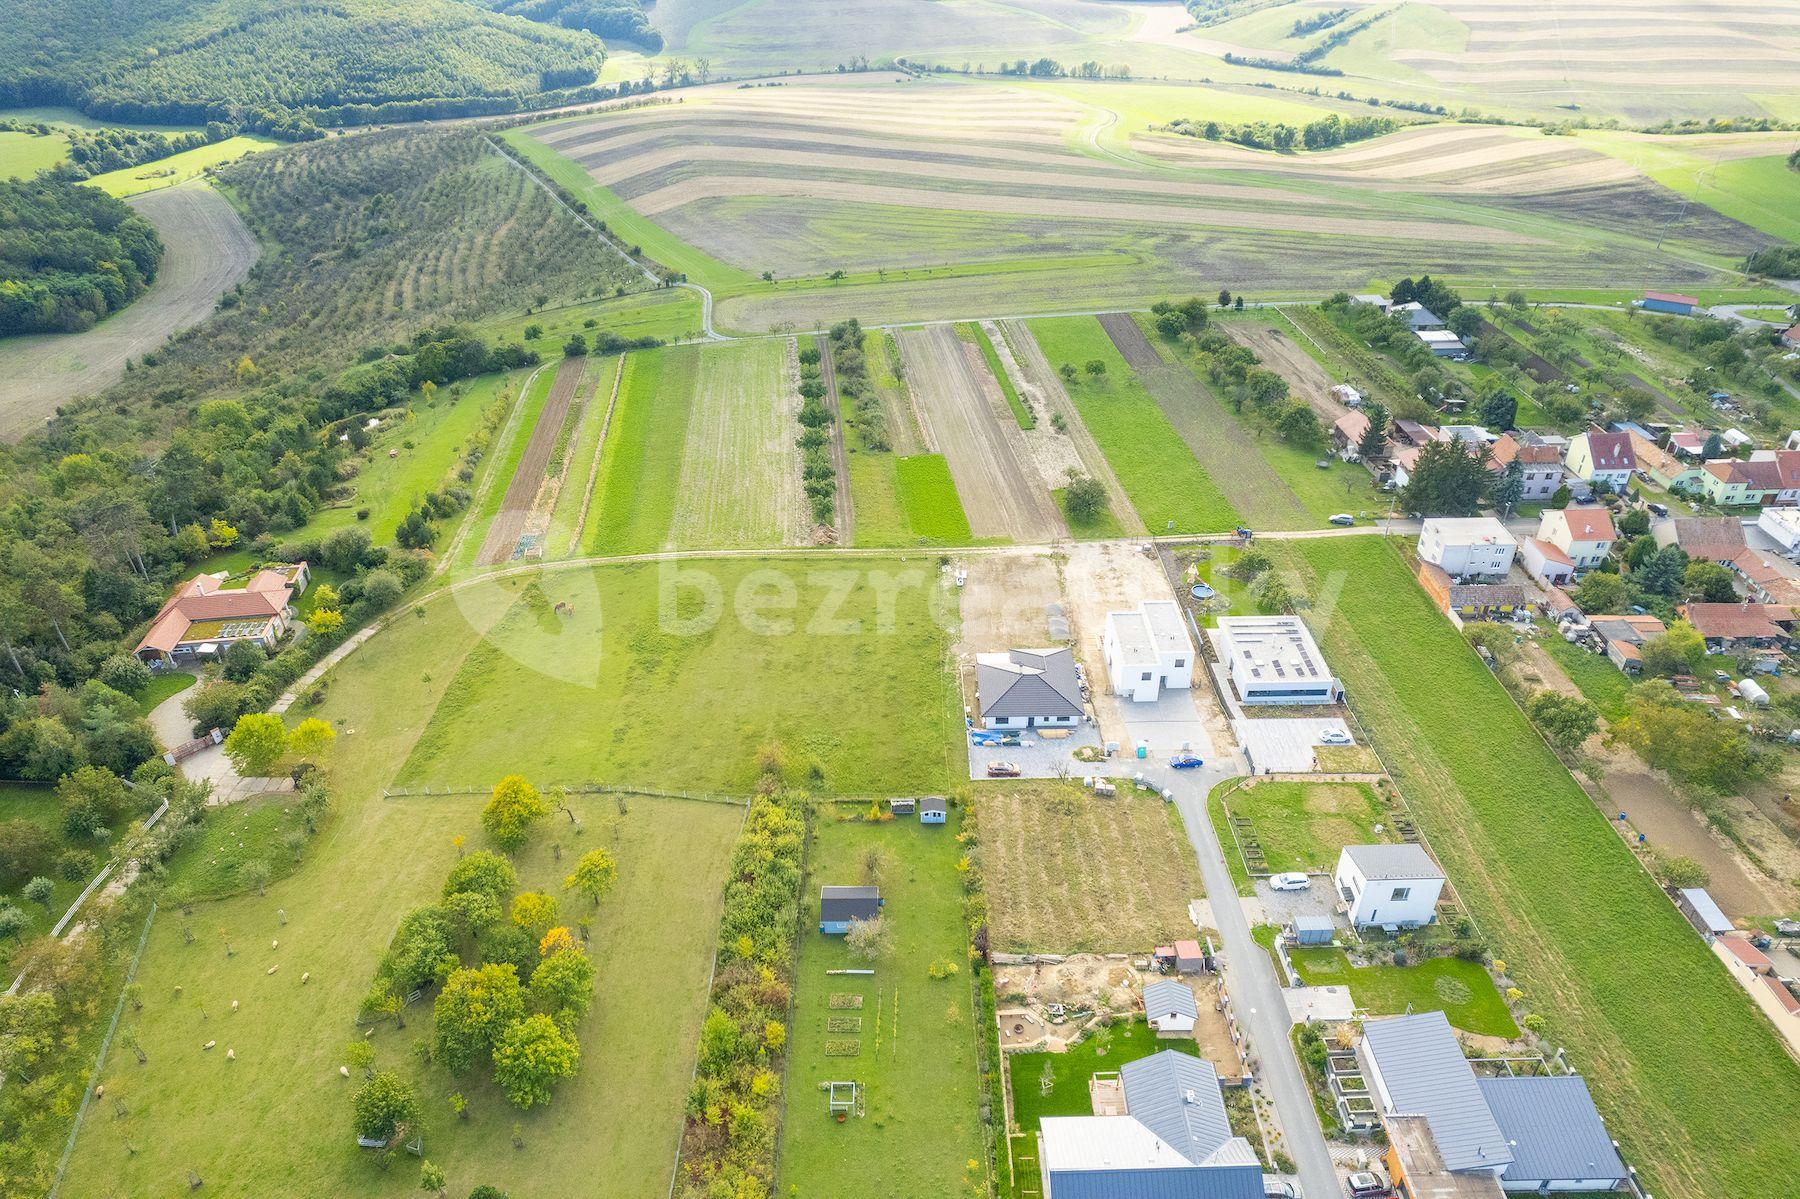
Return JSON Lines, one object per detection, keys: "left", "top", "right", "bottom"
{"left": 1142, "top": 979, "right": 1198, "bottom": 1036}
{"left": 1037, "top": 1051, "right": 1262, "bottom": 1199}
{"left": 1477, "top": 1076, "right": 1628, "bottom": 1193}
{"left": 818, "top": 885, "right": 882, "bottom": 934}
{"left": 976, "top": 647, "right": 1084, "bottom": 729}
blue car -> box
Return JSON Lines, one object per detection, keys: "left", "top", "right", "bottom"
{"left": 1170, "top": 753, "right": 1204, "bottom": 770}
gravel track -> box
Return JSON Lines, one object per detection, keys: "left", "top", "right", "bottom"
{"left": 475, "top": 356, "right": 587, "bottom": 565}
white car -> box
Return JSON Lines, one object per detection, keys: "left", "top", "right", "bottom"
{"left": 1317, "top": 729, "right": 1353, "bottom": 746}
{"left": 1269, "top": 872, "right": 1311, "bottom": 891}
{"left": 1328, "top": 513, "right": 1355, "bottom": 526}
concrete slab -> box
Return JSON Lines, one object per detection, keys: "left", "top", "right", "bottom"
{"left": 1234, "top": 718, "right": 1355, "bottom": 774}
{"left": 1285, "top": 985, "right": 1355, "bottom": 1024}
{"left": 1116, "top": 689, "right": 1215, "bottom": 761}
{"left": 1252, "top": 877, "right": 1340, "bottom": 927}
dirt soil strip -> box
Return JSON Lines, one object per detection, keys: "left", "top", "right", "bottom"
{"left": 1225, "top": 321, "right": 1344, "bottom": 426}
{"left": 897, "top": 325, "right": 1067, "bottom": 543}
{"left": 999, "top": 318, "right": 1145, "bottom": 536}
{"left": 1097, "top": 313, "right": 1312, "bottom": 531}
{"left": 813, "top": 333, "right": 854, "bottom": 544}
{"left": 475, "top": 356, "right": 587, "bottom": 565}
{"left": 0, "top": 182, "right": 259, "bottom": 442}
{"left": 567, "top": 354, "right": 627, "bottom": 555}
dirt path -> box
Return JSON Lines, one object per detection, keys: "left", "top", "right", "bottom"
{"left": 1097, "top": 313, "right": 1311, "bottom": 531}
{"left": 1001, "top": 318, "right": 1145, "bottom": 536}
{"left": 897, "top": 324, "right": 1066, "bottom": 543}
{"left": 1226, "top": 321, "right": 1343, "bottom": 426}
{"left": 0, "top": 183, "right": 260, "bottom": 442}
{"left": 814, "top": 333, "right": 854, "bottom": 544}
{"left": 476, "top": 356, "right": 587, "bottom": 565}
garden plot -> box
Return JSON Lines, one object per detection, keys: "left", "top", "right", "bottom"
{"left": 1225, "top": 320, "right": 1342, "bottom": 424}
{"left": 474, "top": 355, "right": 588, "bottom": 565}
{"left": 896, "top": 324, "right": 1065, "bottom": 543}
{"left": 953, "top": 549, "right": 1065, "bottom": 657}
{"left": 670, "top": 338, "right": 808, "bottom": 548}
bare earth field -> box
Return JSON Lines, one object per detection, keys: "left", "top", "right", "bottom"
{"left": 0, "top": 182, "right": 259, "bottom": 440}
{"left": 1225, "top": 320, "right": 1341, "bottom": 424}
{"left": 954, "top": 549, "right": 1065, "bottom": 658}
{"left": 896, "top": 324, "right": 1065, "bottom": 543}
{"left": 476, "top": 355, "right": 588, "bottom": 564}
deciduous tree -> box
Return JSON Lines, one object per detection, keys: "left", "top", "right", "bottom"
{"left": 224, "top": 712, "right": 289, "bottom": 776}
{"left": 482, "top": 776, "right": 549, "bottom": 851}
{"left": 563, "top": 848, "right": 617, "bottom": 908}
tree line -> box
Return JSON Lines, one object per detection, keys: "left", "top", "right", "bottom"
{"left": 1166, "top": 111, "right": 1399, "bottom": 151}
{"left": 0, "top": 177, "right": 164, "bottom": 336}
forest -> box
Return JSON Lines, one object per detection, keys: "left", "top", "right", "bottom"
{"left": 0, "top": 177, "right": 164, "bottom": 335}
{"left": 0, "top": 0, "right": 609, "bottom": 134}
{"left": 478, "top": 0, "right": 662, "bottom": 51}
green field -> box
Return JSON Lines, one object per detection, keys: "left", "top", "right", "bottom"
{"left": 849, "top": 452, "right": 911, "bottom": 546}
{"left": 778, "top": 811, "right": 985, "bottom": 1199}
{"left": 1276, "top": 535, "right": 1800, "bottom": 1197}
{"left": 1540, "top": 629, "right": 1637, "bottom": 719}
{"left": 969, "top": 323, "right": 1033, "bottom": 429}
{"left": 1052, "top": 486, "right": 1126, "bottom": 539}
{"left": 1217, "top": 780, "right": 1395, "bottom": 878}
{"left": 1006, "top": 1017, "right": 1197, "bottom": 1131}
{"left": 454, "top": 363, "right": 553, "bottom": 569}
{"left": 0, "top": 128, "right": 71, "bottom": 178}
{"left": 399, "top": 559, "right": 961, "bottom": 795}
{"left": 1029, "top": 317, "right": 1237, "bottom": 534}
{"left": 583, "top": 346, "right": 699, "bottom": 555}
{"left": 470, "top": 287, "right": 702, "bottom": 350}
{"left": 893, "top": 453, "right": 975, "bottom": 544}
{"left": 85, "top": 134, "right": 280, "bottom": 196}
{"left": 1287, "top": 949, "right": 1519, "bottom": 1039}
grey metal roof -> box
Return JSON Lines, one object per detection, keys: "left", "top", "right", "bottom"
{"left": 1477, "top": 1076, "right": 1626, "bottom": 1186}
{"left": 1291, "top": 915, "right": 1334, "bottom": 932}
{"left": 1119, "top": 1051, "right": 1234, "bottom": 1165}
{"left": 1342, "top": 843, "right": 1445, "bottom": 882}
{"left": 1678, "top": 887, "right": 1732, "bottom": 933}
{"left": 976, "top": 647, "right": 1083, "bottom": 719}
{"left": 1142, "top": 980, "right": 1198, "bottom": 1021}
{"left": 819, "top": 885, "right": 880, "bottom": 923}
{"left": 920, "top": 795, "right": 948, "bottom": 814}
{"left": 1361, "top": 1012, "right": 1512, "bottom": 1174}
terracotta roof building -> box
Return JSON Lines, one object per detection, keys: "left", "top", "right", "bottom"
{"left": 134, "top": 565, "right": 307, "bottom": 667}
{"left": 1679, "top": 602, "right": 1794, "bottom": 650}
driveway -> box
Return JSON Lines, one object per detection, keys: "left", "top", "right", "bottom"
{"left": 144, "top": 671, "right": 201, "bottom": 750}
{"left": 964, "top": 721, "right": 1106, "bottom": 781}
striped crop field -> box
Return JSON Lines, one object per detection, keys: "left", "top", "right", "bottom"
{"left": 518, "top": 74, "right": 1776, "bottom": 331}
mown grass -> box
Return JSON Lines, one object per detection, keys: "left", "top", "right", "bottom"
{"left": 1277, "top": 534, "right": 1800, "bottom": 1198}
{"left": 398, "top": 560, "right": 961, "bottom": 796}
{"left": 1007, "top": 1017, "right": 1196, "bottom": 1130}
{"left": 975, "top": 782, "right": 1204, "bottom": 953}
{"left": 1219, "top": 780, "right": 1393, "bottom": 877}
{"left": 86, "top": 135, "right": 279, "bottom": 196}
{"left": 1028, "top": 317, "right": 1238, "bottom": 534}
{"left": 0, "top": 128, "right": 70, "bottom": 178}
{"left": 894, "top": 453, "right": 975, "bottom": 544}
{"left": 969, "top": 323, "right": 1034, "bottom": 429}
{"left": 136, "top": 669, "right": 197, "bottom": 716}
{"left": 1287, "top": 949, "right": 1518, "bottom": 1038}
{"left": 159, "top": 793, "right": 313, "bottom": 905}
{"left": 584, "top": 345, "right": 698, "bottom": 555}
{"left": 849, "top": 452, "right": 912, "bottom": 547}
{"left": 778, "top": 810, "right": 985, "bottom": 1199}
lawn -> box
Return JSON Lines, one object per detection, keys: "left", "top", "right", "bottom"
{"left": 85, "top": 135, "right": 280, "bottom": 197}
{"left": 1539, "top": 629, "right": 1637, "bottom": 719}
{"left": 1216, "top": 780, "right": 1396, "bottom": 878}
{"left": 136, "top": 669, "right": 197, "bottom": 716}
{"left": 583, "top": 346, "right": 698, "bottom": 555}
{"left": 969, "top": 323, "right": 1034, "bottom": 429}
{"left": 1006, "top": 1016, "right": 1196, "bottom": 1131}
{"left": 778, "top": 810, "right": 985, "bottom": 1199}
{"left": 669, "top": 338, "right": 801, "bottom": 548}
{"left": 158, "top": 793, "right": 316, "bottom": 905}
{"left": 974, "top": 782, "right": 1203, "bottom": 953}
{"left": 0, "top": 128, "right": 70, "bottom": 178}
{"left": 1287, "top": 949, "right": 1519, "bottom": 1039}
{"left": 398, "top": 559, "right": 962, "bottom": 796}
{"left": 1273, "top": 535, "right": 1800, "bottom": 1197}
{"left": 848, "top": 451, "right": 912, "bottom": 547}
{"left": 1027, "top": 317, "right": 1238, "bottom": 535}
{"left": 894, "top": 453, "right": 975, "bottom": 545}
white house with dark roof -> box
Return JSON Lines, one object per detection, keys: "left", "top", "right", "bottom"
{"left": 1564, "top": 426, "right": 1635, "bottom": 490}
{"left": 1142, "top": 979, "right": 1198, "bottom": 1037}
{"left": 1334, "top": 844, "right": 1444, "bottom": 929}
{"left": 1103, "top": 601, "right": 1194, "bottom": 703}
{"left": 1037, "top": 1051, "right": 1262, "bottom": 1199}
{"left": 975, "top": 647, "right": 1084, "bottom": 729}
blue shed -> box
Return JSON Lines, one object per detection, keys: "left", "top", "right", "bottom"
{"left": 919, "top": 796, "right": 948, "bottom": 825}
{"left": 1641, "top": 291, "right": 1698, "bottom": 316}
{"left": 819, "top": 885, "right": 882, "bottom": 935}
{"left": 1290, "top": 915, "right": 1334, "bottom": 946}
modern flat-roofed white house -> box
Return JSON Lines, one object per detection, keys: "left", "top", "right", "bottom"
{"left": 1334, "top": 844, "right": 1444, "bottom": 929}
{"left": 1103, "top": 600, "right": 1193, "bottom": 703}
{"left": 975, "top": 647, "right": 1084, "bottom": 729}
{"left": 1417, "top": 517, "right": 1517, "bottom": 581}
{"left": 1758, "top": 506, "right": 1800, "bottom": 556}
{"left": 1215, "top": 615, "right": 1343, "bottom": 706}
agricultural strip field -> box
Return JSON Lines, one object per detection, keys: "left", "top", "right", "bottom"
{"left": 974, "top": 782, "right": 1205, "bottom": 953}
{"left": 1275, "top": 535, "right": 1800, "bottom": 1198}
{"left": 471, "top": 286, "right": 702, "bottom": 351}
{"left": 476, "top": 354, "right": 589, "bottom": 565}
{"left": 0, "top": 183, "right": 259, "bottom": 441}
{"left": 779, "top": 811, "right": 984, "bottom": 1199}
{"left": 670, "top": 338, "right": 807, "bottom": 548}
{"left": 583, "top": 346, "right": 699, "bottom": 556}
{"left": 1287, "top": 950, "right": 1519, "bottom": 1040}
{"left": 1027, "top": 316, "right": 1237, "bottom": 535}
{"left": 896, "top": 324, "right": 1064, "bottom": 543}
{"left": 547, "top": 355, "right": 624, "bottom": 558}
{"left": 399, "top": 559, "right": 962, "bottom": 796}
{"left": 455, "top": 363, "right": 552, "bottom": 569}
{"left": 893, "top": 454, "right": 975, "bottom": 545}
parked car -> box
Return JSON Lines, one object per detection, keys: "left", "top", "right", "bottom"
{"left": 1318, "top": 729, "right": 1353, "bottom": 746}
{"left": 1170, "top": 753, "right": 1204, "bottom": 769}
{"left": 1328, "top": 513, "right": 1355, "bottom": 526}
{"left": 1269, "top": 872, "right": 1311, "bottom": 891}
{"left": 986, "top": 761, "right": 1022, "bottom": 778}
{"left": 1346, "top": 1173, "right": 1387, "bottom": 1198}
{"left": 1647, "top": 502, "right": 1669, "bottom": 518}
{"left": 1262, "top": 1180, "right": 1297, "bottom": 1199}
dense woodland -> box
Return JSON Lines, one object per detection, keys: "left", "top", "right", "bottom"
{"left": 0, "top": 0, "right": 609, "bottom": 134}
{"left": 0, "top": 177, "right": 164, "bottom": 335}
{"left": 479, "top": 0, "right": 661, "bottom": 51}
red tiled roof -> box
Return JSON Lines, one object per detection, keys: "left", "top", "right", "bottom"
{"left": 1704, "top": 457, "right": 1782, "bottom": 489}
{"left": 1528, "top": 537, "right": 1574, "bottom": 566}
{"left": 1581, "top": 427, "right": 1635, "bottom": 471}
{"left": 1555, "top": 506, "right": 1615, "bottom": 543}
{"left": 1644, "top": 291, "right": 1699, "bottom": 306}
{"left": 1719, "top": 935, "right": 1773, "bottom": 973}
{"left": 1764, "top": 976, "right": 1800, "bottom": 1017}
{"left": 1681, "top": 602, "right": 1793, "bottom": 641}
{"left": 1491, "top": 433, "right": 1560, "bottom": 467}
{"left": 136, "top": 573, "right": 294, "bottom": 655}
{"left": 1783, "top": 324, "right": 1800, "bottom": 345}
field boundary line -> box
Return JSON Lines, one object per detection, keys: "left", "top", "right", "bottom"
{"left": 814, "top": 332, "right": 854, "bottom": 545}
{"left": 47, "top": 901, "right": 158, "bottom": 1199}
{"left": 383, "top": 782, "right": 749, "bottom": 808}
{"left": 437, "top": 364, "right": 547, "bottom": 575}
{"left": 569, "top": 353, "right": 628, "bottom": 555}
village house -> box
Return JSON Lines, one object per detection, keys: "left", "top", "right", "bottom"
{"left": 1666, "top": 429, "right": 1712, "bottom": 462}
{"left": 1626, "top": 431, "right": 1704, "bottom": 493}
{"left": 1563, "top": 426, "right": 1635, "bottom": 490}
{"left": 134, "top": 564, "right": 309, "bottom": 668}
{"left": 1103, "top": 600, "right": 1194, "bottom": 703}
{"left": 1537, "top": 506, "right": 1615, "bottom": 570}
{"left": 1393, "top": 301, "right": 1446, "bottom": 331}
{"left": 1519, "top": 536, "right": 1575, "bottom": 587}
{"left": 1698, "top": 456, "right": 1782, "bottom": 507}
{"left": 1680, "top": 602, "right": 1794, "bottom": 653}
{"left": 1335, "top": 843, "right": 1444, "bottom": 929}
{"left": 1332, "top": 409, "right": 1371, "bottom": 463}
{"left": 975, "top": 647, "right": 1084, "bottom": 729}
{"left": 1489, "top": 432, "right": 1566, "bottom": 502}
{"left": 1783, "top": 323, "right": 1800, "bottom": 349}
{"left": 1588, "top": 614, "right": 1666, "bottom": 674}
{"left": 1417, "top": 517, "right": 1517, "bottom": 581}
{"left": 1418, "top": 563, "right": 1528, "bottom": 622}
{"left": 1655, "top": 515, "right": 1746, "bottom": 562}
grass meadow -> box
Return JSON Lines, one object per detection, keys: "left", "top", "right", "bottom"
{"left": 974, "top": 783, "right": 1202, "bottom": 953}
{"left": 583, "top": 346, "right": 699, "bottom": 555}
{"left": 470, "top": 287, "right": 703, "bottom": 350}
{"left": 1028, "top": 316, "right": 1237, "bottom": 534}
{"left": 85, "top": 135, "right": 281, "bottom": 196}
{"left": 398, "top": 559, "right": 962, "bottom": 795}
{"left": 778, "top": 810, "right": 985, "bottom": 1199}
{"left": 1287, "top": 949, "right": 1519, "bottom": 1039}
{"left": 849, "top": 453, "right": 912, "bottom": 547}
{"left": 1277, "top": 535, "right": 1800, "bottom": 1197}
{"left": 968, "top": 323, "right": 1033, "bottom": 429}
{"left": 893, "top": 453, "right": 976, "bottom": 544}
{"left": 1216, "top": 780, "right": 1395, "bottom": 878}
{"left": 0, "top": 128, "right": 70, "bottom": 178}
